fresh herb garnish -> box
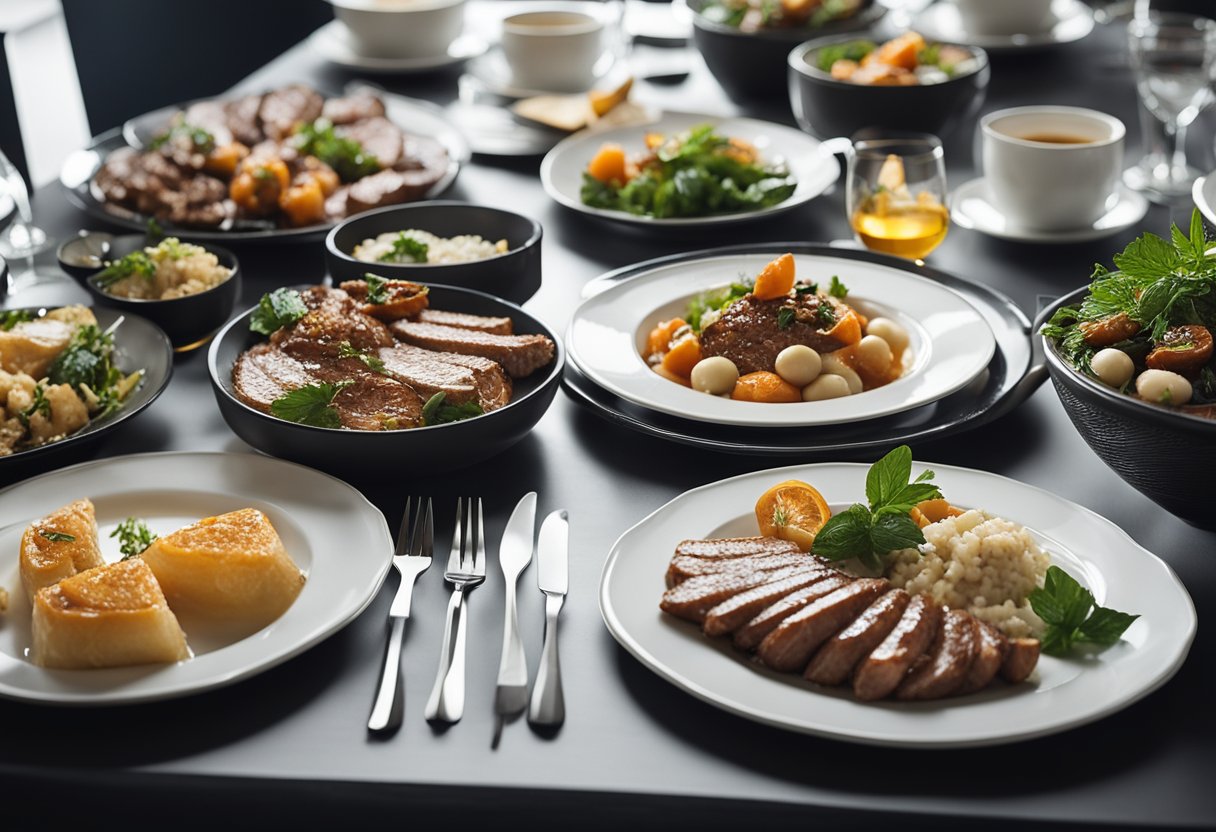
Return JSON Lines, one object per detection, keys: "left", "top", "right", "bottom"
{"left": 1028, "top": 565, "right": 1139, "bottom": 656}
{"left": 817, "top": 302, "right": 837, "bottom": 327}
{"left": 777, "top": 306, "right": 795, "bottom": 330}
{"left": 111, "top": 517, "right": 157, "bottom": 560}
{"left": 145, "top": 217, "right": 165, "bottom": 242}
{"left": 794, "top": 282, "right": 818, "bottom": 295}
{"left": 377, "top": 233, "right": 429, "bottom": 264}
{"left": 249, "top": 288, "right": 308, "bottom": 336}
{"left": 0, "top": 309, "right": 35, "bottom": 331}
{"left": 19, "top": 382, "right": 51, "bottom": 426}
{"left": 47, "top": 324, "right": 133, "bottom": 416}
{"left": 337, "top": 340, "right": 386, "bottom": 374}
{"left": 364, "top": 273, "right": 391, "bottom": 305}
{"left": 150, "top": 123, "right": 216, "bottom": 155}
{"left": 815, "top": 39, "right": 877, "bottom": 72}
{"left": 685, "top": 279, "right": 754, "bottom": 332}
{"left": 39, "top": 530, "right": 76, "bottom": 543}
{"left": 94, "top": 250, "right": 156, "bottom": 289}
{"left": 421, "top": 392, "right": 484, "bottom": 426}
{"left": 291, "top": 118, "right": 380, "bottom": 182}
{"left": 270, "top": 380, "right": 354, "bottom": 428}
{"left": 811, "top": 445, "right": 942, "bottom": 571}
{"left": 828, "top": 275, "right": 848, "bottom": 298}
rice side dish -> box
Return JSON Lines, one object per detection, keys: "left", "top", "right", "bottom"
{"left": 103, "top": 238, "right": 233, "bottom": 300}
{"left": 353, "top": 229, "right": 508, "bottom": 265}
{"left": 886, "top": 509, "right": 1047, "bottom": 638}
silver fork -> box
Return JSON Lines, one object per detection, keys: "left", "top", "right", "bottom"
{"left": 368, "top": 497, "right": 434, "bottom": 733}
{"left": 424, "top": 496, "right": 486, "bottom": 724}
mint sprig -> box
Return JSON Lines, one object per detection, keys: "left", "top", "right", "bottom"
{"left": 1029, "top": 565, "right": 1138, "bottom": 656}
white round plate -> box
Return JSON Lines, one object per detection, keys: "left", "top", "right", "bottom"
{"left": 309, "top": 20, "right": 488, "bottom": 73}
{"left": 600, "top": 461, "right": 1196, "bottom": 748}
{"left": 912, "top": 0, "right": 1094, "bottom": 52}
{"left": 540, "top": 112, "right": 840, "bottom": 228}
{"left": 566, "top": 251, "right": 996, "bottom": 427}
{"left": 0, "top": 452, "right": 392, "bottom": 706}
{"left": 1193, "top": 173, "right": 1216, "bottom": 228}
{"left": 951, "top": 177, "right": 1149, "bottom": 244}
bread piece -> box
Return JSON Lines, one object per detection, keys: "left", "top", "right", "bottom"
{"left": 32, "top": 559, "right": 189, "bottom": 669}
{"left": 141, "top": 508, "right": 305, "bottom": 630}
{"left": 19, "top": 499, "right": 105, "bottom": 602}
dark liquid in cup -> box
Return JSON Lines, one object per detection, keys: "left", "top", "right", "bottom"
{"left": 1019, "top": 133, "right": 1093, "bottom": 144}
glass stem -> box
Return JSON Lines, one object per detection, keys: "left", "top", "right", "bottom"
{"left": 1170, "top": 121, "right": 1190, "bottom": 185}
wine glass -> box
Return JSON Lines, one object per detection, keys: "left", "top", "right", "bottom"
{"left": 846, "top": 131, "right": 949, "bottom": 263}
{"left": 1123, "top": 11, "right": 1216, "bottom": 201}
{"left": 0, "top": 147, "right": 53, "bottom": 260}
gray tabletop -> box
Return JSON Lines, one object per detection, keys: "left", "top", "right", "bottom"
{"left": 2, "top": 10, "right": 1214, "bottom": 831}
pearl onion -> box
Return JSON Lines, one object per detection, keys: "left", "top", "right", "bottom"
{"left": 774, "top": 345, "right": 822, "bottom": 387}
{"left": 803, "top": 374, "right": 852, "bottom": 401}
{"left": 1089, "top": 348, "right": 1134, "bottom": 388}
{"left": 820, "top": 353, "right": 864, "bottom": 394}
{"left": 1135, "top": 369, "right": 1192, "bottom": 406}
{"left": 689, "top": 356, "right": 739, "bottom": 396}
{"left": 866, "top": 317, "right": 909, "bottom": 355}
{"left": 854, "top": 335, "right": 893, "bottom": 376}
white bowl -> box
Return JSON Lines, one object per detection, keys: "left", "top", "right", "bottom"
{"left": 330, "top": 0, "right": 467, "bottom": 59}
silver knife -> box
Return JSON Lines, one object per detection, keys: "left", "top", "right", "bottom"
{"left": 528, "top": 509, "right": 568, "bottom": 728}
{"left": 494, "top": 492, "right": 537, "bottom": 717}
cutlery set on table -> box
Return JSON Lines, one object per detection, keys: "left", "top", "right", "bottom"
{"left": 367, "top": 493, "right": 568, "bottom": 738}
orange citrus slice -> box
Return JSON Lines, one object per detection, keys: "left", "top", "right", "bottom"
{"left": 755, "top": 480, "right": 832, "bottom": 552}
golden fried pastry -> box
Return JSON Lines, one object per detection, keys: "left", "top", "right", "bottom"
{"left": 19, "top": 499, "right": 105, "bottom": 602}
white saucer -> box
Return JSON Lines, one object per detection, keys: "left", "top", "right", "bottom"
{"left": 309, "top": 19, "right": 488, "bottom": 73}
{"left": 913, "top": 0, "right": 1094, "bottom": 52}
{"left": 951, "top": 177, "right": 1149, "bottom": 243}
{"left": 464, "top": 46, "right": 618, "bottom": 99}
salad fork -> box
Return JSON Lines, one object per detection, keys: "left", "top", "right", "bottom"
{"left": 368, "top": 497, "right": 434, "bottom": 734}
{"left": 424, "top": 497, "right": 486, "bottom": 724}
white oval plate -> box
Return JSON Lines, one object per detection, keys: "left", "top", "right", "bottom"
{"left": 0, "top": 452, "right": 392, "bottom": 706}
{"left": 566, "top": 252, "right": 996, "bottom": 427}
{"left": 540, "top": 112, "right": 840, "bottom": 227}
{"left": 600, "top": 462, "right": 1196, "bottom": 748}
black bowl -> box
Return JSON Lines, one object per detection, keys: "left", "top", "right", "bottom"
{"left": 325, "top": 201, "right": 542, "bottom": 305}
{"left": 59, "top": 233, "right": 242, "bottom": 352}
{"left": 688, "top": 0, "right": 884, "bottom": 103}
{"left": 1041, "top": 287, "right": 1216, "bottom": 529}
{"left": 787, "top": 35, "right": 990, "bottom": 140}
{"left": 207, "top": 283, "right": 564, "bottom": 478}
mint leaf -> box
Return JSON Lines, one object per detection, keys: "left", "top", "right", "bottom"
{"left": 1078, "top": 606, "right": 1139, "bottom": 646}
{"left": 1112, "top": 231, "right": 1181, "bottom": 281}
{"left": 865, "top": 445, "right": 912, "bottom": 507}
{"left": 270, "top": 380, "right": 353, "bottom": 428}
{"left": 250, "top": 288, "right": 308, "bottom": 336}
{"left": 811, "top": 504, "right": 872, "bottom": 561}
{"left": 1029, "top": 565, "right": 1138, "bottom": 656}
{"left": 870, "top": 512, "right": 925, "bottom": 554}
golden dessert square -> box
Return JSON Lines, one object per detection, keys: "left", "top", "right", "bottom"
{"left": 19, "top": 498, "right": 105, "bottom": 602}
{"left": 140, "top": 508, "right": 305, "bottom": 630}
{"left": 32, "top": 558, "right": 190, "bottom": 669}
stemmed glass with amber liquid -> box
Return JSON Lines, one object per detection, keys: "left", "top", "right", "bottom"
{"left": 846, "top": 132, "right": 949, "bottom": 261}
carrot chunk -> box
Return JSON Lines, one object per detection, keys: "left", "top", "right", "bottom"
{"left": 752, "top": 253, "right": 797, "bottom": 301}
{"left": 587, "top": 143, "right": 630, "bottom": 185}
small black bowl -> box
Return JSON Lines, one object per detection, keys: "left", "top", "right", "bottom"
{"left": 787, "top": 35, "right": 990, "bottom": 141}
{"left": 207, "top": 283, "right": 564, "bottom": 478}
{"left": 325, "top": 201, "right": 542, "bottom": 305}
{"left": 688, "top": 0, "right": 884, "bottom": 103}
{"left": 1041, "top": 288, "right": 1216, "bottom": 529}
{"left": 59, "top": 232, "right": 242, "bottom": 352}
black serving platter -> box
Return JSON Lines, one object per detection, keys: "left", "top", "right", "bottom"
{"left": 0, "top": 305, "right": 174, "bottom": 484}
{"left": 207, "top": 283, "right": 564, "bottom": 478}
{"left": 561, "top": 243, "right": 1045, "bottom": 458}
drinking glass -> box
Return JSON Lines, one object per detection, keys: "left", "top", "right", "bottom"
{"left": 846, "top": 132, "right": 949, "bottom": 262}
{"left": 1123, "top": 12, "right": 1216, "bottom": 200}
{"left": 0, "top": 147, "right": 52, "bottom": 260}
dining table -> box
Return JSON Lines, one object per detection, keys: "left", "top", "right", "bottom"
{"left": 1, "top": 4, "right": 1213, "bottom": 829}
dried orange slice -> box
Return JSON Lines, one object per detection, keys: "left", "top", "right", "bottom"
{"left": 755, "top": 480, "right": 832, "bottom": 552}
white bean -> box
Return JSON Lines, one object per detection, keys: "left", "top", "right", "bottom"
{"left": 774, "top": 345, "right": 822, "bottom": 386}
{"left": 1089, "top": 348, "right": 1134, "bottom": 388}
{"left": 820, "top": 353, "right": 864, "bottom": 394}
{"left": 854, "top": 335, "right": 893, "bottom": 376}
{"left": 1135, "top": 369, "right": 1192, "bottom": 406}
{"left": 866, "top": 317, "right": 909, "bottom": 355}
{"left": 689, "top": 356, "right": 739, "bottom": 396}
{"left": 803, "top": 374, "right": 852, "bottom": 401}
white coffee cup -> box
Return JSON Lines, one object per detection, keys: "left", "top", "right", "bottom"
{"left": 501, "top": 11, "right": 605, "bottom": 93}
{"left": 954, "top": 0, "right": 1054, "bottom": 35}
{"left": 981, "top": 106, "right": 1125, "bottom": 232}
{"left": 331, "top": 0, "right": 467, "bottom": 60}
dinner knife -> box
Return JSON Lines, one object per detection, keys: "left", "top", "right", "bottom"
{"left": 495, "top": 492, "right": 537, "bottom": 717}
{"left": 528, "top": 509, "right": 568, "bottom": 728}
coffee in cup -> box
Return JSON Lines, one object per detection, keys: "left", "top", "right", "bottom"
{"left": 980, "top": 106, "right": 1125, "bottom": 232}
{"left": 500, "top": 10, "right": 605, "bottom": 93}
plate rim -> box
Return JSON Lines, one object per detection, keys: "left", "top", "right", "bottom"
{"left": 951, "top": 177, "right": 1149, "bottom": 244}
{"left": 913, "top": 0, "right": 1095, "bottom": 51}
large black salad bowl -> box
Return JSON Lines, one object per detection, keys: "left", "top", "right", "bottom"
{"left": 1040, "top": 288, "right": 1216, "bottom": 528}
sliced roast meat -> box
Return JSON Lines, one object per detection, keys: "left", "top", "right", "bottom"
{"left": 956, "top": 620, "right": 1009, "bottom": 696}
{"left": 328, "top": 372, "right": 425, "bottom": 431}
{"left": 322, "top": 93, "right": 386, "bottom": 125}
{"left": 376, "top": 344, "right": 483, "bottom": 408}
{"left": 400, "top": 134, "right": 448, "bottom": 173}
{"left": 700, "top": 293, "right": 851, "bottom": 376}
{"left": 340, "top": 168, "right": 445, "bottom": 215}
{"left": 896, "top": 609, "right": 978, "bottom": 701}
{"left": 390, "top": 321, "right": 555, "bottom": 378}
{"left": 180, "top": 100, "right": 234, "bottom": 146}
{"left": 659, "top": 566, "right": 817, "bottom": 625}
{"left": 409, "top": 347, "right": 513, "bottom": 410}
{"left": 673, "top": 537, "right": 801, "bottom": 561}
{"left": 225, "top": 93, "right": 266, "bottom": 146}
{"left": 275, "top": 287, "right": 394, "bottom": 359}
{"left": 259, "top": 84, "right": 324, "bottom": 141}
{"left": 804, "top": 589, "right": 911, "bottom": 687}
{"left": 757, "top": 579, "right": 889, "bottom": 673}
{"left": 416, "top": 309, "right": 513, "bottom": 335}
{"left": 1000, "top": 638, "right": 1041, "bottom": 684}
{"left": 666, "top": 551, "right": 818, "bottom": 588}
{"left": 232, "top": 343, "right": 315, "bottom": 412}
{"left": 852, "top": 594, "right": 942, "bottom": 701}
{"left": 336, "top": 116, "right": 404, "bottom": 168}
{"left": 702, "top": 568, "right": 839, "bottom": 637}
{"left": 732, "top": 574, "right": 855, "bottom": 651}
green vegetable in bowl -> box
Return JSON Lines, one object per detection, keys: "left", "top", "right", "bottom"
{"left": 700, "top": 0, "right": 862, "bottom": 32}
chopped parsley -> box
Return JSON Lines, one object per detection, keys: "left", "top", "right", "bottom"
{"left": 150, "top": 123, "right": 216, "bottom": 155}
{"left": 38, "top": 530, "right": 76, "bottom": 543}
{"left": 0, "top": 309, "right": 35, "bottom": 331}
{"left": 364, "top": 273, "right": 391, "bottom": 305}
{"left": 377, "top": 234, "right": 429, "bottom": 264}
{"left": 112, "top": 517, "right": 158, "bottom": 560}
{"left": 291, "top": 118, "right": 380, "bottom": 182}
{"left": 47, "top": 324, "right": 132, "bottom": 417}
{"left": 686, "top": 279, "right": 754, "bottom": 332}
{"left": 337, "top": 340, "right": 386, "bottom": 374}
{"left": 18, "top": 382, "right": 51, "bottom": 426}
{"left": 250, "top": 288, "right": 308, "bottom": 336}
{"left": 270, "top": 380, "right": 353, "bottom": 428}
{"left": 94, "top": 250, "right": 156, "bottom": 289}
{"left": 828, "top": 275, "right": 849, "bottom": 298}
{"left": 777, "top": 306, "right": 795, "bottom": 330}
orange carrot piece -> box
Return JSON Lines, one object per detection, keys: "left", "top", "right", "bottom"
{"left": 752, "top": 253, "right": 797, "bottom": 301}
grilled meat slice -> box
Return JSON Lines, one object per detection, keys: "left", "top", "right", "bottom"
{"left": 1000, "top": 637, "right": 1040, "bottom": 684}
{"left": 338, "top": 278, "right": 429, "bottom": 321}
{"left": 390, "top": 321, "right": 554, "bottom": 378}
{"left": 336, "top": 116, "right": 404, "bottom": 168}
{"left": 328, "top": 372, "right": 425, "bottom": 430}
{"left": 180, "top": 100, "right": 235, "bottom": 147}
{"left": 673, "top": 537, "right": 801, "bottom": 561}
{"left": 804, "top": 589, "right": 911, "bottom": 687}
{"left": 225, "top": 94, "right": 266, "bottom": 146}
{"left": 416, "top": 309, "right": 513, "bottom": 335}
{"left": 340, "top": 168, "right": 444, "bottom": 215}
{"left": 956, "top": 620, "right": 1009, "bottom": 696}
{"left": 896, "top": 609, "right": 979, "bottom": 701}
{"left": 757, "top": 579, "right": 889, "bottom": 672}
{"left": 94, "top": 147, "right": 231, "bottom": 228}
{"left": 700, "top": 293, "right": 850, "bottom": 376}
{"left": 853, "top": 594, "right": 942, "bottom": 701}
{"left": 232, "top": 343, "right": 316, "bottom": 413}
{"left": 659, "top": 566, "right": 818, "bottom": 624}
{"left": 732, "top": 574, "right": 854, "bottom": 651}
{"left": 259, "top": 84, "right": 324, "bottom": 141}
{"left": 702, "top": 567, "right": 840, "bottom": 637}
{"left": 378, "top": 344, "right": 511, "bottom": 411}
{"left": 274, "top": 287, "right": 394, "bottom": 360}
{"left": 666, "top": 551, "right": 818, "bottom": 588}
{"left": 322, "top": 93, "right": 386, "bottom": 125}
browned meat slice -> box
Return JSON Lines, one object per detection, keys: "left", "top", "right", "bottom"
{"left": 416, "top": 309, "right": 513, "bottom": 335}
{"left": 702, "top": 567, "right": 839, "bottom": 637}
{"left": 180, "top": 100, "right": 234, "bottom": 146}
{"left": 226, "top": 93, "right": 265, "bottom": 145}
{"left": 231, "top": 343, "right": 315, "bottom": 413}
{"left": 390, "top": 321, "right": 554, "bottom": 378}
{"left": 259, "top": 84, "right": 324, "bottom": 140}
{"left": 700, "top": 293, "right": 850, "bottom": 376}
{"left": 659, "top": 566, "right": 818, "bottom": 625}
{"left": 666, "top": 551, "right": 816, "bottom": 588}
{"left": 956, "top": 621, "right": 1009, "bottom": 695}
{"left": 275, "top": 287, "right": 394, "bottom": 359}
{"left": 673, "top": 537, "right": 800, "bottom": 561}
{"left": 804, "top": 589, "right": 911, "bottom": 687}
{"left": 329, "top": 373, "right": 425, "bottom": 430}
{"left": 732, "top": 574, "right": 855, "bottom": 651}
{"left": 379, "top": 343, "right": 511, "bottom": 411}
{"left": 340, "top": 168, "right": 444, "bottom": 214}
{"left": 322, "top": 94, "right": 386, "bottom": 125}
{"left": 375, "top": 345, "right": 480, "bottom": 408}
{"left": 1000, "top": 638, "right": 1040, "bottom": 684}
{"left": 896, "top": 609, "right": 978, "bottom": 701}
{"left": 757, "top": 579, "right": 889, "bottom": 672}
{"left": 94, "top": 147, "right": 231, "bottom": 228}
{"left": 852, "top": 594, "right": 942, "bottom": 701}
{"left": 399, "top": 134, "right": 448, "bottom": 173}
{"left": 338, "top": 278, "right": 429, "bottom": 321}
{"left": 336, "top": 116, "right": 404, "bottom": 168}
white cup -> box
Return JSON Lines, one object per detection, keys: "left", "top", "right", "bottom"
{"left": 981, "top": 106, "right": 1125, "bottom": 232}
{"left": 954, "top": 0, "right": 1054, "bottom": 35}
{"left": 331, "top": 0, "right": 467, "bottom": 60}
{"left": 501, "top": 11, "right": 605, "bottom": 93}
